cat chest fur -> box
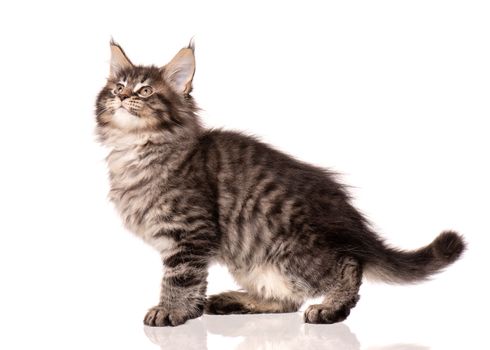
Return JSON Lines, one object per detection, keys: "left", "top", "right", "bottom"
{"left": 106, "top": 144, "right": 177, "bottom": 251}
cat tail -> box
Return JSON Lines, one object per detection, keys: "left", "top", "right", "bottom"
{"left": 361, "top": 230, "right": 466, "bottom": 283}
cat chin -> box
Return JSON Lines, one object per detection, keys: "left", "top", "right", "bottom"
{"left": 112, "top": 107, "right": 146, "bottom": 130}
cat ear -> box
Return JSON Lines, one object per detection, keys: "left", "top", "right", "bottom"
{"left": 162, "top": 41, "right": 195, "bottom": 95}
{"left": 109, "top": 39, "right": 133, "bottom": 78}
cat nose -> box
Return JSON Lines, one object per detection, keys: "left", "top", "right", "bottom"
{"left": 119, "top": 93, "right": 130, "bottom": 101}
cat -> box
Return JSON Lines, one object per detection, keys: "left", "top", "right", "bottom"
{"left": 95, "top": 40, "right": 466, "bottom": 327}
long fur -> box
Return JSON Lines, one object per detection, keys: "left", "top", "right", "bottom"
{"left": 96, "top": 41, "right": 466, "bottom": 326}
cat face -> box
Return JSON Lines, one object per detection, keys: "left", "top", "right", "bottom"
{"left": 96, "top": 41, "right": 198, "bottom": 137}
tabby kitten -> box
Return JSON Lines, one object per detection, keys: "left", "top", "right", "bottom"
{"left": 96, "top": 40, "right": 466, "bottom": 327}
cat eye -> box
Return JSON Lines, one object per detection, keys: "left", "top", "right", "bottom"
{"left": 113, "top": 83, "right": 125, "bottom": 95}
{"left": 138, "top": 86, "right": 154, "bottom": 98}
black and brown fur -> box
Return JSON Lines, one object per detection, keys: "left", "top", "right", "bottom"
{"left": 95, "top": 40, "right": 466, "bottom": 327}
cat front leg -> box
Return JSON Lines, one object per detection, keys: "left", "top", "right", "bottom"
{"left": 144, "top": 233, "right": 213, "bottom": 327}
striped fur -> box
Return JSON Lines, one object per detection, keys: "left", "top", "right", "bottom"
{"left": 96, "top": 41, "right": 466, "bottom": 326}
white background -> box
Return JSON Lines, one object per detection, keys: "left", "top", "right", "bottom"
{"left": 0, "top": 1, "right": 488, "bottom": 349}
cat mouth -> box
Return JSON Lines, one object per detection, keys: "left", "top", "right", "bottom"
{"left": 114, "top": 107, "right": 141, "bottom": 120}
{"left": 117, "top": 106, "right": 140, "bottom": 117}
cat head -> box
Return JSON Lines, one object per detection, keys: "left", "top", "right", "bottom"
{"left": 96, "top": 40, "right": 201, "bottom": 145}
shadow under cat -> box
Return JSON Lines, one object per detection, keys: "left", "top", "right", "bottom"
{"left": 144, "top": 313, "right": 429, "bottom": 350}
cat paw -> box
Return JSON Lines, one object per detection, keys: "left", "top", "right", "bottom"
{"left": 144, "top": 306, "right": 201, "bottom": 327}
{"left": 303, "top": 304, "right": 351, "bottom": 324}
{"left": 204, "top": 293, "right": 252, "bottom": 315}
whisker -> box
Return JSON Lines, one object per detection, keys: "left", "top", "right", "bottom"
{"left": 96, "top": 106, "right": 113, "bottom": 117}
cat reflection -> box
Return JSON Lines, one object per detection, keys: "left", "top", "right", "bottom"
{"left": 145, "top": 317, "right": 206, "bottom": 350}
{"left": 145, "top": 313, "right": 428, "bottom": 350}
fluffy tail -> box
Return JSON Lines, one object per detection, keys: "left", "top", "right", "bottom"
{"left": 361, "top": 231, "right": 466, "bottom": 283}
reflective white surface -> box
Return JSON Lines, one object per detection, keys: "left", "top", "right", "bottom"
{"left": 145, "top": 313, "right": 429, "bottom": 350}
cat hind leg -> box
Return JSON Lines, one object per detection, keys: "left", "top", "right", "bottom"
{"left": 304, "top": 256, "right": 362, "bottom": 324}
{"left": 205, "top": 291, "right": 300, "bottom": 315}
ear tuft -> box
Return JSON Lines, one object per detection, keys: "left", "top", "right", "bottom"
{"left": 187, "top": 37, "right": 196, "bottom": 53}
{"left": 163, "top": 42, "right": 196, "bottom": 95}
{"left": 109, "top": 39, "right": 133, "bottom": 78}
